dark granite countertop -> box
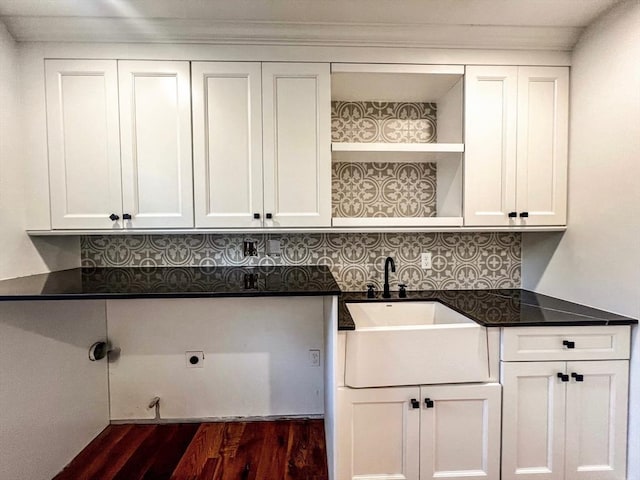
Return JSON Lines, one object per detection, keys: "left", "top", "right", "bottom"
{"left": 338, "top": 289, "right": 638, "bottom": 330}
{"left": 1, "top": 268, "right": 635, "bottom": 329}
{"left": 0, "top": 266, "right": 341, "bottom": 300}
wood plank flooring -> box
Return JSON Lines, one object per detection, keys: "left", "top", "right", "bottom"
{"left": 53, "top": 420, "right": 328, "bottom": 480}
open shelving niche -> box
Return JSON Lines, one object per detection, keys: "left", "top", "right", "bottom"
{"left": 330, "top": 63, "right": 464, "bottom": 227}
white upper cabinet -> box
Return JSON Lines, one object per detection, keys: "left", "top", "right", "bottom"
{"left": 465, "top": 66, "right": 569, "bottom": 226}
{"left": 516, "top": 67, "right": 569, "bottom": 226}
{"left": 118, "top": 61, "right": 194, "bottom": 228}
{"left": 262, "top": 63, "right": 332, "bottom": 227}
{"left": 46, "top": 60, "right": 123, "bottom": 229}
{"left": 191, "top": 62, "right": 263, "bottom": 228}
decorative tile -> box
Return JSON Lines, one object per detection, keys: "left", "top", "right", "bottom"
{"left": 332, "top": 101, "right": 437, "bottom": 143}
{"left": 82, "top": 232, "right": 521, "bottom": 291}
{"left": 332, "top": 162, "right": 437, "bottom": 217}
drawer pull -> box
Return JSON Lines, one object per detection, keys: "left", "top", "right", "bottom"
{"left": 571, "top": 372, "right": 584, "bottom": 382}
{"left": 410, "top": 398, "right": 420, "bottom": 409}
{"left": 424, "top": 398, "right": 434, "bottom": 408}
{"left": 557, "top": 372, "right": 569, "bottom": 382}
{"left": 562, "top": 340, "right": 575, "bottom": 349}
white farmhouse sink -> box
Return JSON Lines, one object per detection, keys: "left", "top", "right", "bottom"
{"left": 345, "top": 301, "right": 489, "bottom": 387}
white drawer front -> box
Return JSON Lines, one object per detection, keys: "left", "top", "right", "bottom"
{"left": 501, "top": 326, "right": 630, "bottom": 361}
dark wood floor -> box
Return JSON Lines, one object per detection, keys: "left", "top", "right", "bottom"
{"left": 53, "top": 420, "right": 328, "bottom": 480}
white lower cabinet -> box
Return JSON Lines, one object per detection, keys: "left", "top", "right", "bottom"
{"left": 502, "top": 360, "right": 629, "bottom": 480}
{"left": 337, "top": 383, "right": 501, "bottom": 480}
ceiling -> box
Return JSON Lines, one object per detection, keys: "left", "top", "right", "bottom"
{"left": 0, "top": 0, "right": 622, "bottom": 50}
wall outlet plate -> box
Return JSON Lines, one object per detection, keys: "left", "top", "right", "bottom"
{"left": 267, "top": 239, "right": 282, "bottom": 256}
{"left": 186, "top": 351, "right": 204, "bottom": 368}
{"left": 421, "top": 252, "right": 433, "bottom": 269}
{"left": 309, "top": 349, "right": 321, "bottom": 367}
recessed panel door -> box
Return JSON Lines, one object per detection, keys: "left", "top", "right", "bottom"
{"left": 420, "top": 383, "right": 501, "bottom": 480}
{"left": 45, "top": 59, "right": 123, "bottom": 229}
{"left": 118, "top": 61, "right": 193, "bottom": 228}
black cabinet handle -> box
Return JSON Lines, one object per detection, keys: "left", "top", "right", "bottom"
{"left": 571, "top": 372, "right": 584, "bottom": 382}
{"left": 520, "top": 212, "right": 529, "bottom": 218}
{"left": 109, "top": 213, "right": 120, "bottom": 221}
{"left": 253, "top": 213, "right": 260, "bottom": 219}
{"left": 563, "top": 340, "right": 575, "bottom": 349}
{"left": 508, "top": 212, "right": 517, "bottom": 218}
{"left": 557, "top": 372, "right": 569, "bottom": 382}
{"left": 424, "top": 398, "right": 434, "bottom": 408}
{"left": 410, "top": 398, "right": 420, "bottom": 409}
{"left": 266, "top": 213, "right": 273, "bottom": 219}
{"left": 122, "top": 213, "right": 132, "bottom": 220}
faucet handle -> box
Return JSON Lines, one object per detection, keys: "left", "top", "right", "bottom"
{"left": 398, "top": 284, "right": 407, "bottom": 298}
{"left": 366, "top": 284, "right": 376, "bottom": 298}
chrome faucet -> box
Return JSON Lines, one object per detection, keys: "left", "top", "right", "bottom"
{"left": 383, "top": 256, "right": 396, "bottom": 298}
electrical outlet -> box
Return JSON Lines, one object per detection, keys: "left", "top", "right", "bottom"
{"left": 309, "top": 349, "right": 321, "bottom": 367}
{"left": 243, "top": 240, "right": 258, "bottom": 257}
{"left": 421, "top": 252, "right": 432, "bottom": 269}
{"left": 186, "top": 351, "right": 204, "bottom": 368}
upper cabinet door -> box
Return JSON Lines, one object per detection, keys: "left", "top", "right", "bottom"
{"left": 464, "top": 66, "right": 518, "bottom": 226}
{"left": 192, "top": 62, "right": 264, "bottom": 228}
{"left": 516, "top": 67, "right": 569, "bottom": 226}
{"left": 118, "top": 61, "right": 194, "bottom": 228}
{"left": 46, "top": 60, "right": 123, "bottom": 229}
{"left": 262, "top": 63, "right": 331, "bottom": 227}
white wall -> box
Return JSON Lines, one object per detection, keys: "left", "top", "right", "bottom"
{"left": 107, "top": 297, "right": 325, "bottom": 420}
{"left": 0, "top": 21, "right": 79, "bottom": 281}
{"left": 522, "top": 0, "right": 640, "bottom": 476}
{"left": 0, "top": 301, "right": 109, "bottom": 480}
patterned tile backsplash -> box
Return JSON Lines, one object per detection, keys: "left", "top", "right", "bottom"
{"left": 332, "top": 162, "right": 437, "bottom": 217}
{"left": 81, "top": 232, "right": 521, "bottom": 291}
{"left": 331, "top": 101, "right": 437, "bottom": 143}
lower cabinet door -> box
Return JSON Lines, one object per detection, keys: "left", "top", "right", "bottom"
{"left": 565, "top": 360, "right": 629, "bottom": 480}
{"left": 337, "top": 386, "right": 420, "bottom": 480}
{"left": 419, "top": 383, "right": 501, "bottom": 480}
{"left": 502, "top": 362, "right": 566, "bottom": 480}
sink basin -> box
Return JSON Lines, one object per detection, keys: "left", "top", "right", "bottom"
{"left": 345, "top": 301, "right": 489, "bottom": 387}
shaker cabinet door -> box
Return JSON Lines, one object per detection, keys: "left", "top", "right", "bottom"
{"left": 46, "top": 59, "right": 123, "bottom": 229}
{"left": 262, "top": 63, "right": 331, "bottom": 227}
{"left": 419, "top": 383, "right": 501, "bottom": 480}
{"left": 464, "top": 66, "right": 518, "bottom": 226}
{"left": 516, "top": 67, "right": 569, "bottom": 226}
{"left": 564, "top": 360, "right": 628, "bottom": 480}
{"left": 118, "top": 61, "right": 194, "bottom": 228}
{"left": 337, "top": 386, "right": 420, "bottom": 480}
{"left": 501, "top": 361, "right": 567, "bottom": 480}
{"left": 192, "top": 62, "right": 264, "bottom": 228}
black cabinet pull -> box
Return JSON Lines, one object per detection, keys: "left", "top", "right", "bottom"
{"left": 410, "top": 398, "right": 420, "bottom": 409}
{"left": 519, "top": 212, "right": 529, "bottom": 218}
{"left": 266, "top": 213, "right": 273, "bottom": 219}
{"left": 557, "top": 372, "right": 569, "bottom": 382}
{"left": 508, "top": 212, "right": 517, "bottom": 218}
{"left": 424, "top": 398, "right": 434, "bottom": 408}
{"left": 253, "top": 213, "right": 260, "bottom": 219}
{"left": 109, "top": 213, "right": 120, "bottom": 221}
{"left": 571, "top": 372, "right": 584, "bottom": 382}
{"left": 563, "top": 340, "right": 575, "bottom": 349}
{"left": 122, "top": 213, "right": 132, "bottom": 220}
